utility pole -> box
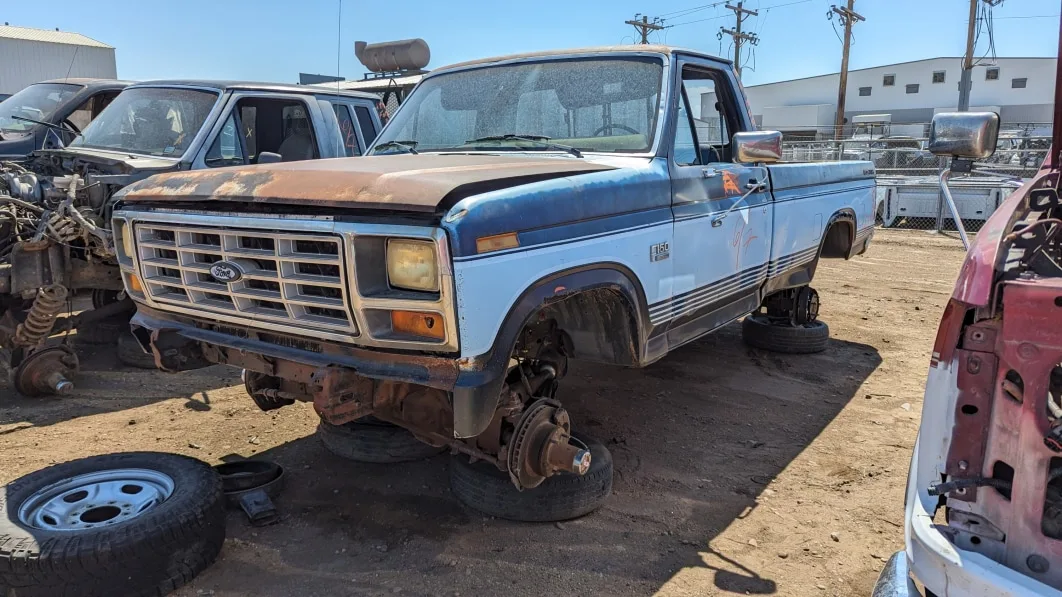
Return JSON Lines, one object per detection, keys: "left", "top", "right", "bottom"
{"left": 958, "top": 0, "right": 1004, "bottom": 111}
{"left": 718, "top": 2, "right": 759, "bottom": 78}
{"left": 830, "top": 1, "right": 865, "bottom": 140}
{"left": 625, "top": 14, "right": 665, "bottom": 44}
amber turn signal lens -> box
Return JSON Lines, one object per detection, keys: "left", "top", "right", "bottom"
{"left": 127, "top": 274, "right": 144, "bottom": 294}
{"left": 475, "top": 232, "right": 519, "bottom": 254}
{"left": 391, "top": 310, "right": 445, "bottom": 341}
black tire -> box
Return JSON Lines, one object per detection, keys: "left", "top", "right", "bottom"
{"left": 76, "top": 317, "right": 127, "bottom": 346}
{"left": 742, "top": 314, "right": 829, "bottom": 354}
{"left": 91, "top": 289, "right": 126, "bottom": 310}
{"left": 0, "top": 452, "right": 225, "bottom": 597}
{"left": 117, "top": 333, "right": 158, "bottom": 369}
{"left": 449, "top": 433, "right": 613, "bottom": 522}
{"left": 317, "top": 417, "right": 444, "bottom": 463}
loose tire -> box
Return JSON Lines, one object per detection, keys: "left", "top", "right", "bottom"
{"left": 449, "top": 434, "right": 613, "bottom": 522}
{"left": 742, "top": 313, "right": 829, "bottom": 354}
{"left": 117, "top": 333, "right": 158, "bottom": 369}
{"left": 0, "top": 452, "right": 226, "bottom": 597}
{"left": 317, "top": 418, "right": 444, "bottom": 463}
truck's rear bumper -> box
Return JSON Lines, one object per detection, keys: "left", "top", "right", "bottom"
{"left": 129, "top": 304, "right": 461, "bottom": 391}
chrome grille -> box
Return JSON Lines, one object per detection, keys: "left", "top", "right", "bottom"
{"left": 133, "top": 223, "right": 356, "bottom": 335}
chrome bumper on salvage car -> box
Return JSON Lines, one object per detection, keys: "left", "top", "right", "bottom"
{"left": 871, "top": 552, "right": 919, "bottom": 597}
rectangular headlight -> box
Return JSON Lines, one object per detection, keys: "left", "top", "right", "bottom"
{"left": 386, "top": 239, "right": 439, "bottom": 292}
{"left": 115, "top": 220, "right": 135, "bottom": 261}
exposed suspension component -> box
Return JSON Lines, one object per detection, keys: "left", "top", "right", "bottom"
{"left": 14, "top": 284, "right": 68, "bottom": 348}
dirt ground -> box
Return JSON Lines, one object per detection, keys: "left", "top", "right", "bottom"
{"left": 0, "top": 230, "right": 969, "bottom": 597}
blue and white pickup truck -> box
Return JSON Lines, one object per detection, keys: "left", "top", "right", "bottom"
{"left": 112, "top": 46, "right": 874, "bottom": 521}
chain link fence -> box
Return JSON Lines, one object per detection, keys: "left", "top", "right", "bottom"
{"left": 780, "top": 127, "right": 1047, "bottom": 234}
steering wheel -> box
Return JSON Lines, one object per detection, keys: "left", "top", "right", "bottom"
{"left": 592, "top": 123, "right": 639, "bottom": 137}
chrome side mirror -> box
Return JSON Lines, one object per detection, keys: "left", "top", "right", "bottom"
{"left": 733, "top": 130, "right": 783, "bottom": 163}
{"left": 927, "top": 112, "right": 999, "bottom": 159}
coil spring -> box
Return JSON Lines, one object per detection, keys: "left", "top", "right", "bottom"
{"left": 14, "top": 284, "right": 68, "bottom": 347}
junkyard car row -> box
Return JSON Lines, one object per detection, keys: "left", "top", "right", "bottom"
{"left": 0, "top": 40, "right": 1060, "bottom": 597}
{"left": 0, "top": 80, "right": 383, "bottom": 394}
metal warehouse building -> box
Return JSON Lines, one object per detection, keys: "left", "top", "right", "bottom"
{"left": 739, "top": 56, "right": 1056, "bottom": 139}
{"left": 0, "top": 24, "right": 116, "bottom": 95}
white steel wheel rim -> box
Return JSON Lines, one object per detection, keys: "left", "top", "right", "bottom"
{"left": 18, "top": 468, "right": 175, "bottom": 531}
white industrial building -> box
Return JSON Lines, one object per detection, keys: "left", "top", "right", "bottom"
{"left": 0, "top": 24, "right": 116, "bottom": 95}
{"left": 739, "top": 57, "right": 1056, "bottom": 139}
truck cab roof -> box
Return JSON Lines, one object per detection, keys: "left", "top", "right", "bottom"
{"left": 433, "top": 45, "right": 733, "bottom": 74}
{"left": 126, "top": 80, "right": 380, "bottom": 101}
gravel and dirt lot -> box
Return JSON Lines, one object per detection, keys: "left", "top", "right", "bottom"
{"left": 0, "top": 230, "right": 967, "bottom": 597}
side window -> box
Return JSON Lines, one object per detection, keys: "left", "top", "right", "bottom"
{"left": 205, "top": 113, "right": 245, "bottom": 167}
{"left": 93, "top": 91, "right": 119, "bottom": 117}
{"left": 227, "top": 97, "right": 318, "bottom": 163}
{"left": 673, "top": 94, "right": 699, "bottom": 166}
{"left": 353, "top": 105, "right": 378, "bottom": 147}
{"left": 331, "top": 103, "right": 360, "bottom": 157}
{"left": 674, "top": 66, "right": 734, "bottom": 164}
{"left": 66, "top": 97, "right": 94, "bottom": 131}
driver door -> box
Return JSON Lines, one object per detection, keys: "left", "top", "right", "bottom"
{"left": 666, "top": 59, "right": 771, "bottom": 346}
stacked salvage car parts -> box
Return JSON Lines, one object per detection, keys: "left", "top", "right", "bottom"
{"left": 0, "top": 155, "right": 147, "bottom": 397}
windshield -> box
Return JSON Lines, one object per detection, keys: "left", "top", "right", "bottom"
{"left": 71, "top": 87, "right": 218, "bottom": 157}
{"left": 0, "top": 83, "right": 81, "bottom": 138}
{"left": 372, "top": 56, "right": 664, "bottom": 154}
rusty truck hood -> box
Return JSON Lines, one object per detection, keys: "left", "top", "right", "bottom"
{"left": 116, "top": 154, "right": 616, "bottom": 212}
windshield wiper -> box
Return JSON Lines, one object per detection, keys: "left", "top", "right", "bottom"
{"left": 465, "top": 134, "right": 582, "bottom": 158}
{"left": 373, "top": 140, "right": 419, "bottom": 155}
{"left": 11, "top": 115, "right": 79, "bottom": 142}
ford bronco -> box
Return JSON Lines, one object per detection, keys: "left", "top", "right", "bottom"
{"left": 112, "top": 46, "right": 874, "bottom": 520}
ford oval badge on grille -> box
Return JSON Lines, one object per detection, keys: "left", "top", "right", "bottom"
{"left": 209, "top": 261, "right": 244, "bottom": 283}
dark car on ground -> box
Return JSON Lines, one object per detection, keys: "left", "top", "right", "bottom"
{"left": 0, "top": 79, "right": 131, "bottom": 159}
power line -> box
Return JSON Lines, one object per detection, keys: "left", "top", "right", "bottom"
{"left": 659, "top": 1, "right": 727, "bottom": 18}
{"left": 666, "top": 0, "right": 811, "bottom": 28}
{"left": 988, "top": 13, "right": 1059, "bottom": 19}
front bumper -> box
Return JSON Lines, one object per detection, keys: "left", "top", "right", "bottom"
{"left": 872, "top": 552, "right": 919, "bottom": 597}
{"left": 892, "top": 431, "right": 1062, "bottom": 597}
{"left": 130, "top": 304, "right": 461, "bottom": 390}
{"left": 131, "top": 304, "right": 506, "bottom": 438}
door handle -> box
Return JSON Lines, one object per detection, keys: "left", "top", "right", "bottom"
{"left": 702, "top": 168, "right": 718, "bottom": 178}
{"left": 746, "top": 179, "right": 768, "bottom": 191}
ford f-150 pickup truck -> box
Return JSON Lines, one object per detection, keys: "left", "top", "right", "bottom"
{"left": 112, "top": 46, "right": 874, "bottom": 521}
{"left": 1, "top": 81, "right": 383, "bottom": 397}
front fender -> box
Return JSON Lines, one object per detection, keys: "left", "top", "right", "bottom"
{"left": 452, "top": 264, "right": 649, "bottom": 438}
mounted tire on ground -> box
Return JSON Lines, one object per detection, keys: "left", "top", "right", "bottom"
{"left": 0, "top": 452, "right": 226, "bottom": 597}
{"left": 742, "top": 314, "right": 830, "bottom": 354}
{"left": 117, "top": 332, "right": 158, "bottom": 369}
{"left": 449, "top": 434, "right": 613, "bottom": 522}
{"left": 76, "top": 317, "right": 127, "bottom": 346}
{"left": 317, "top": 417, "right": 445, "bottom": 464}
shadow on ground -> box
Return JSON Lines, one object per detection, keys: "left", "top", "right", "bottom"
{"left": 174, "top": 322, "right": 881, "bottom": 596}
{"left": 0, "top": 338, "right": 240, "bottom": 429}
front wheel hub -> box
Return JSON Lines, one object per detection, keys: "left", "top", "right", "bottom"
{"left": 506, "top": 399, "right": 591, "bottom": 490}
{"left": 794, "top": 287, "right": 820, "bottom": 325}
{"left": 13, "top": 345, "right": 80, "bottom": 397}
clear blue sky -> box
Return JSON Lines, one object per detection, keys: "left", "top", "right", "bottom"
{"left": 3, "top": 0, "right": 1059, "bottom": 86}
